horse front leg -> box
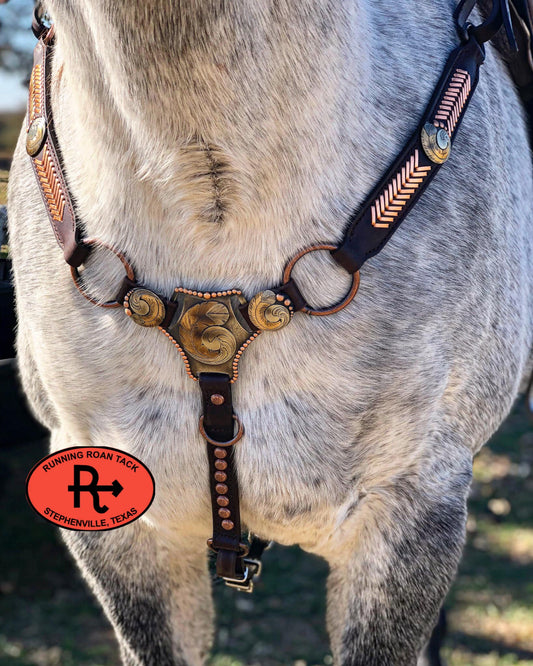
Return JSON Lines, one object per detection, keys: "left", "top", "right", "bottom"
{"left": 325, "top": 452, "right": 471, "bottom": 666}
{"left": 62, "top": 523, "right": 213, "bottom": 666}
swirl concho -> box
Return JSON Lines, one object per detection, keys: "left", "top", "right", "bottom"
{"left": 248, "top": 290, "right": 292, "bottom": 330}
{"left": 179, "top": 301, "right": 236, "bottom": 364}
{"left": 124, "top": 288, "right": 166, "bottom": 327}
{"left": 164, "top": 288, "right": 260, "bottom": 381}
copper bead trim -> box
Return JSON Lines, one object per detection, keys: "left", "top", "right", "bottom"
{"left": 174, "top": 287, "right": 243, "bottom": 298}
{"left": 159, "top": 328, "right": 194, "bottom": 377}
{"left": 230, "top": 330, "right": 260, "bottom": 383}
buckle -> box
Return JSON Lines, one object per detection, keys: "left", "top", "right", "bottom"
{"left": 223, "top": 557, "right": 263, "bottom": 593}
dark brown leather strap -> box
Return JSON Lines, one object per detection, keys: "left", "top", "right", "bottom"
{"left": 27, "top": 38, "right": 89, "bottom": 268}
{"left": 331, "top": 33, "right": 485, "bottom": 275}
{"left": 199, "top": 373, "right": 246, "bottom": 581}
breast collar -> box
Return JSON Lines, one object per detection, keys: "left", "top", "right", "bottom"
{"left": 26, "top": 1, "right": 515, "bottom": 591}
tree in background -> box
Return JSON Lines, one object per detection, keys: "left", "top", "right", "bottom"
{"left": 0, "top": 0, "right": 35, "bottom": 78}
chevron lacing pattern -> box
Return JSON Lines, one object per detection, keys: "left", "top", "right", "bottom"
{"left": 34, "top": 144, "right": 66, "bottom": 223}
{"left": 434, "top": 68, "right": 471, "bottom": 136}
{"left": 29, "top": 64, "right": 44, "bottom": 123}
{"left": 371, "top": 149, "right": 432, "bottom": 229}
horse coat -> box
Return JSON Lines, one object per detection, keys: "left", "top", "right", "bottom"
{"left": 7, "top": 1, "right": 533, "bottom": 664}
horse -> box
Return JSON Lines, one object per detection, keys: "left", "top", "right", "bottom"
{"left": 7, "top": 0, "right": 533, "bottom": 664}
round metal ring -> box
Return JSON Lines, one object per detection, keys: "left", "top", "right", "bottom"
{"left": 207, "top": 539, "right": 250, "bottom": 557}
{"left": 282, "top": 244, "right": 360, "bottom": 316}
{"left": 70, "top": 238, "right": 136, "bottom": 309}
{"left": 199, "top": 414, "right": 244, "bottom": 447}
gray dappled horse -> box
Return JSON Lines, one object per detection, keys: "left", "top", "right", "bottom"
{"left": 7, "top": 0, "right": 533, "bottom": 664}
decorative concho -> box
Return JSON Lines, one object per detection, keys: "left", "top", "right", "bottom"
{"left": 179, "top": 301, "right": 236, "bottom": 365}
{"left": 124, "top": 288, "right": 166, "bottom": 327}
{"left": 248, "top": 290, "right": 292, "bottom": 331}
{"left": 421, "top": 123, "right": 451, "bottom": 164}
{"left": 26, "top": 117, "right": 47, "bottom": 157}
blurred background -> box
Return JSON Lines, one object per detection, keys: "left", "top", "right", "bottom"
{"left": 0, "top": 1, "right": 532, "bottom": 665}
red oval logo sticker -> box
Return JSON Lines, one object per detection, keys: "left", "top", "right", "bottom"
{"left": 26, "top": 446, "right": 155, "bottom": 531}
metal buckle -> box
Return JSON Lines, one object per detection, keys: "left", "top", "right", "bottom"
{"left": 223, "top": 557, "right": 263, "bottom": 593}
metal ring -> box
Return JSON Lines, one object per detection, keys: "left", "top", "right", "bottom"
{"left": 199, "top": 414, "right": 244, "bottom": 447}
{"left": 70, "top": 238, "right": 136, "bottom": 309}
{"left": 207, "top": 539, "right": 250, "bottom": 557}
{"left": 282, "top": 244, "right": 360, "bottom": 316}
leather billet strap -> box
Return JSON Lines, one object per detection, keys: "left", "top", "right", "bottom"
{"left": 199, "top": 373, "right": 247, "bottom": 581}
{"left": 27, "top": 37, "right": 89, "bottom": 268}
{"left": 331, "top": 33, "right": 486, "bottom": 275}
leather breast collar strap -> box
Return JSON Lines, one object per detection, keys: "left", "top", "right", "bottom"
{"left": 26, "top": 2, "right": 511, "bottom": 591}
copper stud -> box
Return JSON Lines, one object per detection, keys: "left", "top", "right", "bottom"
{"left": 215, "top": 471, "right": 227, "bottom": 482}
{"left": 218, "top": 508, "right": 231, "bottom": 519}
{"left": 216, "top": 483, "right": 228, "bottom": 494}
{"left": 211, "top": 394, "right": 225, "bottom": 406}
{"left": 198, "top": 292, "right": 203, "bottom": 298}
{"left": 215, "top": 460, "right": 227, "bottom": 470}
{"left": 221, "top": 519, "right": 234, "bottom": 531}
{"left": 284, "top": 299, "right": 291, "bottom": 307}
{"left": 217, "top": 496, "right": 229, "bottom": 507}
{"left": 204, "top": 293, "right": 211, "bottom": 299}
{"left": 276, "top": 294, "right": 284, "bottom": 301}
{"left": 214, "top": 448, "right": 227, "bottom": 459}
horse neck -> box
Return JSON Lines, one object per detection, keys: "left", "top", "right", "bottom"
{"left": 44, "top": 0, "right": 457, "bottom": 290}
